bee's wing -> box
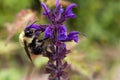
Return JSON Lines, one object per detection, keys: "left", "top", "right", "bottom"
{"left": 24, "top": 41, "right": 33, "bottom": 63}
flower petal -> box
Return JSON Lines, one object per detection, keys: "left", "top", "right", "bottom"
{"left": 65, "top": 3, "right": 76, "bottom": 13}
{"left": 41, "top": 2, "right": 50, "bottom": 16}
{"left": 56, "top": 0, "right": 60, "bottom": 7}
{"left": 44, "top": 27, "right": 53, "bottom": 38}
{"left": 67, "top": 31, "right": 79, "bottom": 37}
{"left": 64, "top": 3, "right": 76, "bottom": 19}
{"left": 73, "top": 35, "right": 79, "bottom": 42}
{"left": 67, "top": 31, "right": 80, "bottom": 42}
{"left": 58, "top": 25, "right": 67, "bottom": 40}
{"left": 55, "top": 0, "right": 63, "bottom": 14}
{"left": 65, "top": 11, "right": 76, "bottom": 18}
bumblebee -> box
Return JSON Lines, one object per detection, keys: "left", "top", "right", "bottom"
{"left": 19, "top": 25, "right": 45, "bottom": 62}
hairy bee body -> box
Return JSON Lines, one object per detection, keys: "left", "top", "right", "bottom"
{"left": 19, "top": 31, "right": 34, "bottom": 47}
{"left": 19, "top": 28, "right": 44, "bottom": 62}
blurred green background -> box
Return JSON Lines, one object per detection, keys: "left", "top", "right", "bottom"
{"left": 0, "top": 0, "right": 120, "bottom": 80}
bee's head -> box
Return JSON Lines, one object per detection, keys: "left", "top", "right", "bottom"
{"left": 24, "top": 28, "right": 36, "bottom": 37}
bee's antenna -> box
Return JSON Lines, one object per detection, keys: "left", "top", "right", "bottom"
{"left": 26, "top": 20, "right": 38, "bottom": 28}
{"left": 29, "top": 20, "right": 37, "bottom": 26}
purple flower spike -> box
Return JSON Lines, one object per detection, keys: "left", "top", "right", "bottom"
{"left": 21, "top": 0, "right": 82, "bottom": 79}
{"left": 67, "top": 31, "right": 80, "bottom": 42}
{"left": 58, "top": 25, "right": 67, "bottom": 40}
{"left": 41, "top": 2, "right": 50, "bottom": 16}
{"left": 44, "top": 27, "right": 53, "bottom": 38}
{"left": 65, "top": 3, "right": 77, "bottom": 19}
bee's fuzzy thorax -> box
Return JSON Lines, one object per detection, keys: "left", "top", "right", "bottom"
{"left": 19, "top": 31, "right": 34, "bottom": 47}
